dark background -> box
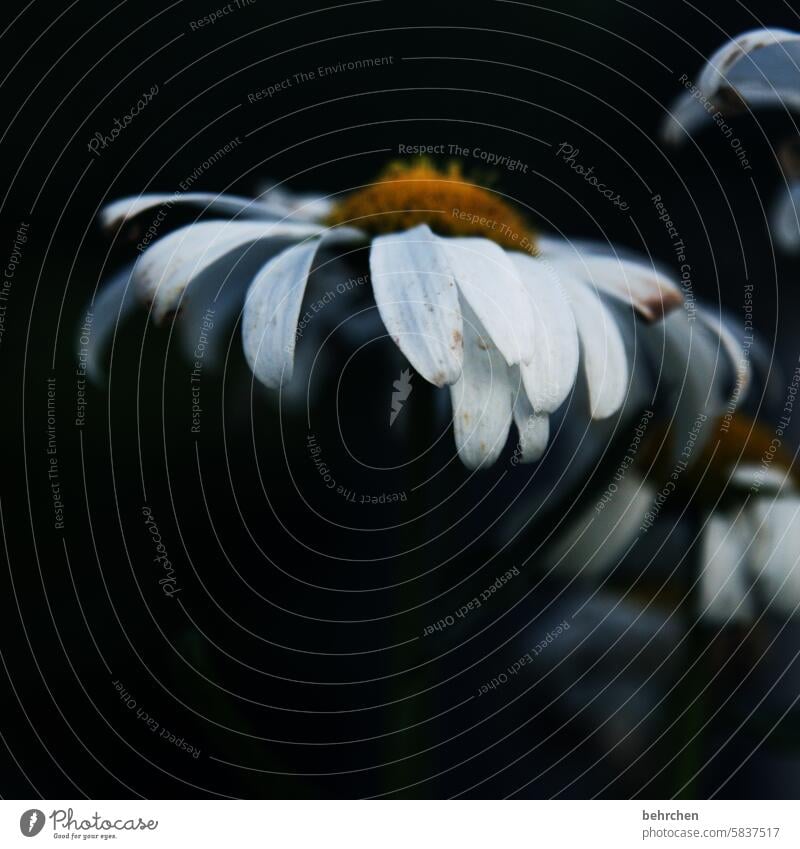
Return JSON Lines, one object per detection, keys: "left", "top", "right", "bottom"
{"left": 1, "top": 0, "right": 799, "bottom": 799}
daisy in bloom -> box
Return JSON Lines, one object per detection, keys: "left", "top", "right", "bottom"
{"left": 91, "top": 161, "right": 744, "bottom": 471}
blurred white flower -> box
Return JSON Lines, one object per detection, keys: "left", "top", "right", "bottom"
{"left": 661, "top": 27, "right": 800, "bottom": 144}
{"left": 700, "top": 464, "right": 800, "bottom": 624}
{"left": 662, "top": 26, "right": 800, "bottom": 250}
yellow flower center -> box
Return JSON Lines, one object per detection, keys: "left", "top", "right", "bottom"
{"left": 643, "top": 412, "right": 800, "bottom": 502}
{"left": 326, "top": 161, "right": 536, "bottom": 252}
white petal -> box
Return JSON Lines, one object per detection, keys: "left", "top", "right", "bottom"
{"left": 242, "top": 228, "right": 362, "bottom": 388}
{"left": 655, "top": 310, "right": 723, "bottom": 464}
{"left": 730, "top": 463, "right": 791, "bottom": 495}
{"left": 537, "top": 234, "right": 646, "bottom": 263}
{"left": 277, "top": 313, "right": 329, "bottom": 410}
{"left": 559, "top": 274, "right": 629, "bottom": 419}
{"left": 441, "top": 237, "right": 535, "bottom": 365}
{"left": 547, "top": 254, "right": 683, "bottom": 322}
{"left": 509, "top": 252, "right": 579, "bottom": 413}
{"left": 176, "top": 241, "right": 283, "bottom": 368}
{"left": 369, "top": 224, "right": 463, "bottom": 387}
{"left": 101, "top": 192, "right": 283, "bottom": 231}
{"left": 750, "top": 496, "right": 800, "bottom": 617}
{"left": 698, "top": 310, "right": 751, "bottom": 406}
{"left": 543, "top": 471, "right": 653, "bottom": 579}
{"left": 512, "top": 388, "right": 549, "bottom": 463}
{"left": 256, "top": 181, "right": 335, "bottom": 220}
{"left": 83, "top": 262, "right": 138, "bottom": 383}
{"left": 771, "top": 182, "right": 800, "bottom": 253}
{"left": 134, "top": 220, "right": 327, "bottom": 322}
{"left": 699, "top": 511, "right": 755, "bottom": 624}
{"left": 263, "top": 263, "right": 357, "bottom": 409}
{"left": 449, "top": 303, "right": 513, "bottom": 469}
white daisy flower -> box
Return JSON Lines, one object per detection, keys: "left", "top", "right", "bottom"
{"left": 91, "top": 161, "right": 742, "bottom": 469}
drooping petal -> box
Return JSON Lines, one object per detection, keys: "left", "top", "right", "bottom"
{"left": 700, "top": 28, "right": 800, "bottom": 101}
{"left": 558, "top": 273, "right": 629, "bottom": 419}
{"left": 134, "top": 220, "right": 327, "bottom": 322}
{"left": 101, "top": 192, "right": 285, "bottom": 231}
{"left": 242, "top": 228, "right": 363, "bottom": 388}
{"left": 698, "top": 309, "right": 751, "bottom": 406}
{"left": 442, "top": 236, "right": 535, "bottom": 366}
{"left": 660, "top": 89, "right": 715, "bottom": 145}
{"left": 83, "top": 262, "right": 138, "bottom": 383}
{"left": 176, "top": 238, "right": 292, "bottom": 368}
{"left": 542, "top": 471, "right": 654, "bottom": 579}
{"left": 272, "top": 310, "right": 327, "bottom": 410}
{"left": 750, "top": 496, "right": 800, "bottom": 617}
{"left": 730, "top": 463, "right": 789, "bottom": 494}
{"left": 512, "top": 387, "right": 549, "bottom": 463}
{"left": 509, "top": 252, "right": 580, "bottom": 414}
{"left": 648, "top": 310, "right": 723, "bottom": 464}
{"left": 369, "top": 224, "right": 463, "bottom": 387}
{"left": 449, "top": 302, "right": 513, "bottom": 469}
{"left": 538, "top": 234, "right": 648, "bottom": 264}
{"left": 699, "top": 511, "right": 755, "bottom": 624}
{"left": 547, "top": 254, "right": 683, "bottom": 322}
{"left": 256, "top": 182, "right": 335, "bottom": 221}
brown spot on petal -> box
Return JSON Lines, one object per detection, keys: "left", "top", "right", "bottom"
{"left": 452, "top": 329, "right": 463, "bottom": 350}
{"left": 721, "top": 47, "right": 744, "bottom": 71}
{"left": 636, "top": 286, "right": 685, "bottom": 323}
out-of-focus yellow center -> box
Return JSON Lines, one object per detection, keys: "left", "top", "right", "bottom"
{"left": 643, "top": 412, "right": 799, "bottom": 502}
{"left": 326, "top": 161, "right": 535, "bottom": 252}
